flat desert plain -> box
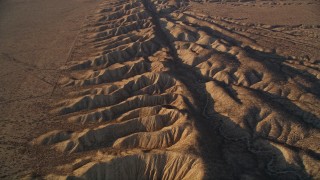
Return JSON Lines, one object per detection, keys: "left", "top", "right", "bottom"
{"left": 0, "top": 0, "right": 319, "bottom": 179}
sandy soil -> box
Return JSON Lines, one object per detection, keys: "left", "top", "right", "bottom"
{"left": 191, "top": 0, "right": 320, "bottom": 25}
{"left": 1, "top": 0, "right": 320, "bottom": 179}
{"left": 0, "top": 0, "right": 99, "bottom": 178}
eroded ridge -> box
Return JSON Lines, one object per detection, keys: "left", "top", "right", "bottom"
{"left": 32, "top": 0, "right": 320, "bottom": 179}
{"left": 32, "top": 0, "right": 204, "bottom": 179}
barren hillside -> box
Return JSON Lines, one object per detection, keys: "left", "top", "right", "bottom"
{"left": 1, "top": 0, "right": 319, "bottom": 179}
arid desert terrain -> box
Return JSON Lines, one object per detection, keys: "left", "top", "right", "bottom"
{"left": 0, "top": 0, "right": 320, "bottom": 179}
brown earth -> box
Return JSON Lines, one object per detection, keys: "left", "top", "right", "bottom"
{"left": 0, "top": 0, "right": 99, "bottom": 178}
{"left": 1, "top": 0, "right": 319, "bottom": 179}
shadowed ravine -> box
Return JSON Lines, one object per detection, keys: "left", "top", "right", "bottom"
{"left": 29, "top": 0, "right": 320, "bottom": 179}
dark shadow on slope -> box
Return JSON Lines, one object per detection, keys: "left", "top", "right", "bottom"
{"left": 140, "top": 0, "right": 317, "bottom": 178}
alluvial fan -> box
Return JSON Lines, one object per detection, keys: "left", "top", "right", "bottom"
{"left": 31, "top": 0, "right": 320, "bottom": 179}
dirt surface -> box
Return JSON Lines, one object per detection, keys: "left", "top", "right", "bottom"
{"left": 0, "top": 0, "right": 99, "bottom": 178}
{"left": 191, "top": 0, "right": 320, "bottom": 25}
{"left": 1, "top": 0, "right": 320, "bottom": 179}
